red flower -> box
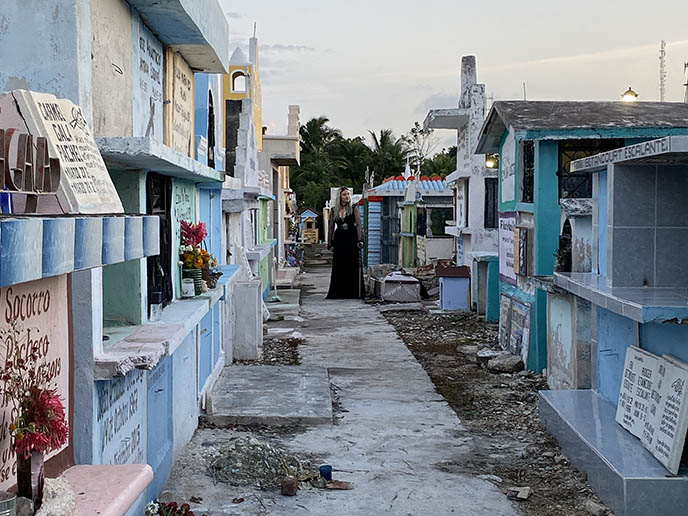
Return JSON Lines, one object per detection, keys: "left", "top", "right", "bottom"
{"left": 0, "top": 343, "right": 69, "bottom": 459}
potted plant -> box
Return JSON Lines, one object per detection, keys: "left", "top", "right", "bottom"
{"left": 179, "top": 221, "right": 219, "bottom": 295}
{"left": 1, "top": 336, "right": 68, "bottom": 510}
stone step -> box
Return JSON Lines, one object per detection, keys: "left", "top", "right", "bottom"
{"left": 205, "top": 365, "right": 333, "bottom": 426}
{"left": 540, "top": 390, "right": 688, "bottom": 516}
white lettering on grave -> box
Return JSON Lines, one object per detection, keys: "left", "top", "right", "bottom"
{"left": 647, "top": 355, "right": 688, "bottom": 474}
{"left": 500, "top": 129, "right": 516, "bottom": 203}
{"left": 499, "top": 212, "right": 517, "bottom": 286}
{"left": 97, "top": 370, "right": 144, "bottom": 464}
{"left": 509, "top": 300, "right": 531, "bottom": 364}
{"left": 133, "top": 18, "right": 163, "bottom": 139}
{"left": 616, "top": 347, "right": 658, "bottom": 439}
{"left": 0, "top": 277, "right": 70, "bottom": 489}
{"left": 171, "top": 53, "right": 194, "bottom": 157}
{"left": 617, "top": 348, "right": 688, "bottom": 475}
{"left": 570, "top": 137, "right": 671, "bottom": 172}
{"left": 0, "top": 91, "right": 123, "bottom": 214}
{"left": 499, "top": 294, "right": 512, "bottom": 352}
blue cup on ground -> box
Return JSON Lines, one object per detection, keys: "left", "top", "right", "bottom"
{"left": 319, "top": 464, "right": 332, "bottom": 481}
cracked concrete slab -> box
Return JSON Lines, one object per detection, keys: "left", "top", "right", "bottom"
{"left": 206, "top": 365, "right": 333, "bottom": 426}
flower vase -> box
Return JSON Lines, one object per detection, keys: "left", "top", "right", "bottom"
{"left": 16, "top": 450, "right": 44, "bottom": 510}
{"left": 182, "top": 268, "right": 203, "bottom": 295}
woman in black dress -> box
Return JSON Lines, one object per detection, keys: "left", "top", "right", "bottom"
{"left": 326, "top": 187, "right": 365, "bottom": 299}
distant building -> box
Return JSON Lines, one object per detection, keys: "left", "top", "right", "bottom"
{"left": 299, "top": 209, "right": 319, "bottom": 244}
{"left": 363, "top": 178, "right": 452, "bottom": 266}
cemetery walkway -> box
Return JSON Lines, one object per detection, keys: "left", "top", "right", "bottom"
{"left": 163, "top": 264, "right": 519, "bottom": 515}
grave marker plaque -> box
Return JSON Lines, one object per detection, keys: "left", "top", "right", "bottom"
{"left": 647, "top": 355, "right": 688, "bottom": 474}
{"left": 0, "top": 276, "right": 71, "bottom": 490}
{"left": 0, "top": 90, "right": 123, "bottom": 214}
{"left": 616, "top": 347, "right": 658, "bottom": 439}
{"left": 616, "top": 347, "right": 688, "bottom": 475}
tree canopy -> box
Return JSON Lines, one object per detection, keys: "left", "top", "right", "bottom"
{"left": 290, "top": 118, "right": 454, "bottom": 213}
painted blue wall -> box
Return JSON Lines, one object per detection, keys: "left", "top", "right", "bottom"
{"left": 146, "top": 356, "right": 173, "bottom": 501}
{"left": 194, "top": 73, "right": 210, "bottom": 165}
{"left": 640, "top": 322, "right": 688, "bottom": 364}
{"left": 597, "top": 170, "right": 608, "bottom": 277}
{"left": 0, "top": 1, "right": 93, "bottom": 119}
{"left": 198, "top": 188, "right": 222, "bottom": 267}
{"left": 366, "top": 201, "right": 382, "bottom": 265}
{"left": 199, "top": 311, "right": 213, "bottom": 391}
{"left": 172, "top": 332, "right": 198, "bottom": 457}
{"left": 193, "top": 73, "right": 223, "bottom": 170}
{"left": 212, "top": 303, "right": 221, "bottom": 365}
{"left": 597, "top": 307, "right": 635, "bottom": 404}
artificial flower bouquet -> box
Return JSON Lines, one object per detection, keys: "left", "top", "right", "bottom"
{"left": 1, "top": 336, "right": 68, "bottom": 507}
{"left": 178, "top": 221, "right": 218, "bottom": 270}
{"left": 2, "top": 348, "right": 68, "bottom": 460}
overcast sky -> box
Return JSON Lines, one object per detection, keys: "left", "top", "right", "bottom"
{"left": 219, "top": 0, "right": 688, "bottom": 149}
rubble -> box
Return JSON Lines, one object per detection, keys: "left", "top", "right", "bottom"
{"left": 204, "top": 436, "right": 315, "bottom": 489}
{"left": 281, "top": 477, "right": 298, "bottom": 496}
{"left": 584, "top": 500, "right": 608, "bottom": 516}
{"left": 477, "top": 349, "right": 507, "bottom": 368}
{"left": 506, "top": 486, "right": 531, "bottom": 501}
{"left": 383, "top": 309, "right": 605, "bottom": 516}
{"left": 488, "top": 354, "right": 525, "bottom": 373}
{"left": 236, "top": 338, "right": 301, "bottom": 366}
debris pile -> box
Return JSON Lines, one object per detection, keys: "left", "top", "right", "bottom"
{"left": 205, "top": 437, "right": 314, "bottom": 489}
{"left": 383, "top": 309, "right": 610, "bottom": 516}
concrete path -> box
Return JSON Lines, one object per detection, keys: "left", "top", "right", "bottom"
{"left": 206, "top": 365, "right": 333, "bottom": 426}
{"left": 164, "top": 266, "right": 518, "bottom": 515}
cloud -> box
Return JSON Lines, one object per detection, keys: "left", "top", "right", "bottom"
{"left": 261, "top": 44, "right": 317, "bottom": 54}
{"left": 416, "top": 92, "right": 457, "bottom": 113}
{"left": 483, "top": 39, "right": 688, "bottom": 72}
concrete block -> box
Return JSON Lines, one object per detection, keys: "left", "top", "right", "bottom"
{"left": 143, "top": 215, "right": 161, "bottom": 257}
{"left": 42, "top": 218, "right": 76, "bottom": 277}
{"left": 62, "top": 464, "right": 153, "bottom": 516}
{"left": 74, "top": 217, "right": 103, "bottom": 270}
{"left": 102, "top": 216, "right": 125, "bottom": 265}
{"left": 440, "top": 276, "right": 470, "bottom": 311}
{"left": 0, "top": 218, "right": 42, "bottom": 286}
{"left": 124, "top": 216, "right": 143, "bottom": 261}
{"left": 540, "top": 390, "right": 688, "bottom": 516}
{"left": 232, "top": 280, "right": 262, "bottom": 361}
{"left": 206, "top": 366, "right": 332, "bottom": 426}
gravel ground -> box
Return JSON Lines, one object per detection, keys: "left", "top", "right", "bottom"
{"left": 383, "top": 309, "right": 613, "bottom": 516}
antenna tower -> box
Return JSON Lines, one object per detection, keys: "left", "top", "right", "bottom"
{"left": 659, "top": 40, "right": 667, "bottom": 102}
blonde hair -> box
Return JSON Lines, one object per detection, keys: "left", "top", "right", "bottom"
{"left": 335, "top": 187, "right": 353, "bottom": 218}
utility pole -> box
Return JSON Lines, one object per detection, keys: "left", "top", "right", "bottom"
{"left": 659, "top": 40, "right": 667, "bottom": 102}
{"left": 684, "top": 61, "right": 688, "bottom": 103}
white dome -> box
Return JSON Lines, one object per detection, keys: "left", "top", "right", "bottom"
{"left": 230, "top": 47, "right": 248, "bottom": 64}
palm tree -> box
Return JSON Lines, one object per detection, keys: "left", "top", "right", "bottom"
{"left": 330, "top": 137, "right": 373, "bottom": 191}
{"left": 299, "top": 116, "right": 342, "bottom": 155}
{"left": 368, "top": 129, "right": 408, "bottom": 179}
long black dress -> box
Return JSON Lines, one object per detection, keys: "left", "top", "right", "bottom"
{"left": 326, "top": 211, "right": 364, "bottom": 299}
